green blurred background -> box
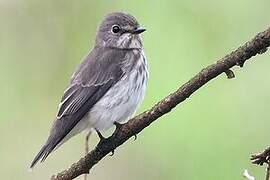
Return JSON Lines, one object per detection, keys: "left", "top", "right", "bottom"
{"left": 1, "top": 0, "right": 270, "bottom": 179}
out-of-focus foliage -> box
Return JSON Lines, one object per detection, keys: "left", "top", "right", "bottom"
{"left": 0, "top": 0, "right": 270, "bottom": 179}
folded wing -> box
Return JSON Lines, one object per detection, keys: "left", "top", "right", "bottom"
{"left": 30, "top": 47, "right": 124, "bottom": 168}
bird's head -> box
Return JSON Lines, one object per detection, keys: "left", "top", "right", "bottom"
{"left": 95, "top": 12, "right": 146, "bottom": 49}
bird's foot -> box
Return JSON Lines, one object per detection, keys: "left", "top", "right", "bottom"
{"left": 95, "top": 129, "right": 110, "bottom": 148}
{"left": 95, "top": 129, "right": 115, "bottom": 156}
{"left": 95, "top": 129, "right": 106, "bottom": 143}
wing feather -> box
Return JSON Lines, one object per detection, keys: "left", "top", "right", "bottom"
{"left": 30, "top": 47, "right": 125, "bottom": 168}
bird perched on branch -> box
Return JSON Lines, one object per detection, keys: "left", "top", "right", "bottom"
{"left": 30, "top": 12, "right": 148, "bottom": 168}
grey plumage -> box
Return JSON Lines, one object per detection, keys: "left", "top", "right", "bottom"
{"left": 30, "top": 12, "right": 148, "bottom": 168}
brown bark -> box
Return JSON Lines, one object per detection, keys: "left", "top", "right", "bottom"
{"left": 51, "top": 27, "right": 270, "bottom": 180}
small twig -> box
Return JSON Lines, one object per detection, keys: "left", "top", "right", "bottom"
{"left": 251, "top": 147, "right": 270, "bottom": 166}
{"left": 251, "top": 147, "right": 270, "bottom": 180}
{"left": 225, "top": 69, "right": 235, "bottom": 79}
{"left": 243, "top": 169, "right": 255, "bottom": 180}
{"left": 85, "top": 131, "right": 92, "bottom": 156}
{"left": 265, "top": 162, "right": 270, "bottom": 180}
{"left": 84, "top": 131, "right": 92, "bottom": 180}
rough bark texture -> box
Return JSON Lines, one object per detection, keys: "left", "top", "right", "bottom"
{"left": 51, "top": 27, "right": 270, "bottom": 180}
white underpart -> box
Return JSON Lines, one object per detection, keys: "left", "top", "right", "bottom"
{"left": 89, "top": 49, "right": 148, "bottom": 130}
{"left": 60, "top": 47, "right": 148, "bottom": 145}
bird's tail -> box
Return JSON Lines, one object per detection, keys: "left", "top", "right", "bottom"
{"left": 29, "top": 137, "right": 56, "bottom": 169}
{"left": 29, "top": 117, "right": 88, "bottom": 169}
{"left": 29, "top": 120, "right": 63, "bottom": 169}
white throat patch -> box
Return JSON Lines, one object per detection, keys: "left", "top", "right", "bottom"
{"left": 116, "top": 34, "right": 142, "bottom": 49}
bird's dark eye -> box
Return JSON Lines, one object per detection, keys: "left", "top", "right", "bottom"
{"left": 111, "top": 25, "right": 121, "bottom": 34}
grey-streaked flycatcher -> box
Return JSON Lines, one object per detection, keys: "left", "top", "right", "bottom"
{"left": 30, "top": 12, "right": 148, "bottom": 168}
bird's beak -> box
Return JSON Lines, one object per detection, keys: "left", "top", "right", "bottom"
{"left": 132, "top": 27, "right": 146, "bottom": 34}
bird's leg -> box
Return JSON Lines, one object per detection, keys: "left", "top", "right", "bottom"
{"left": 95, "top": 129, "right": 115, "bottom": 156}
{"left": 84, "top": 131, "right": 92, "bottom": 180}
{"left": 95, "top": 129, "right": 105, "bottom": 143}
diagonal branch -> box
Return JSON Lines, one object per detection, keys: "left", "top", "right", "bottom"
{"left": 51, "top": 27, "right": 270, "bottom": 180}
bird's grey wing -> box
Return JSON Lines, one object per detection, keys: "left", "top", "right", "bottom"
{"left": 30, "top": 47, "right": 125, "bottom": 168}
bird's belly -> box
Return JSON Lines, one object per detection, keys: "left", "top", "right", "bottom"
{"left": 88, "top": 68, "right": 147, "bottom": 131}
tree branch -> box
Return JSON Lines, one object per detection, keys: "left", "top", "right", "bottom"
{"left": 51, "top": 27, "right": 270, "bottom": 180}
{"left": 251, "top": 147, "right": 270, "bottom": 180}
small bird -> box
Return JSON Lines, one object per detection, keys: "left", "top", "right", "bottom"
{"left": 30, "top": 12, "right": 148, "bottom": 168}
